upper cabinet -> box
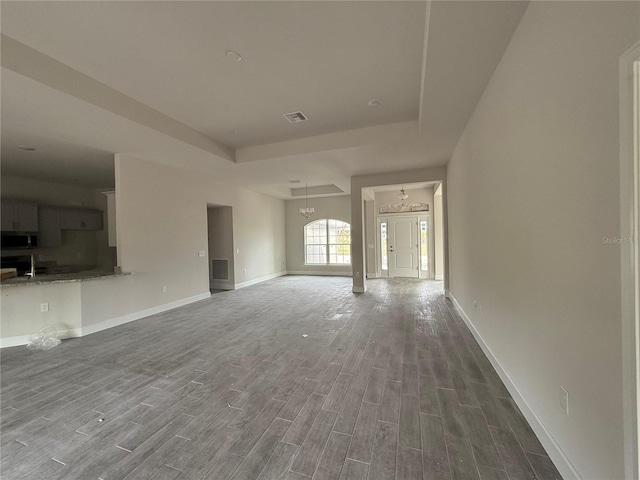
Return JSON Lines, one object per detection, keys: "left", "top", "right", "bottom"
{"left": 1, "top": 201, "right": 38, "bottom": 232}
{"left": 60, "top": 209, "right": 103, "bottom": 231}
{"left": 38, "top": 207, "right": 62, "bottom": 248}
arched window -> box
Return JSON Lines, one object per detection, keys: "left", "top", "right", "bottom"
{"left": 304, "top": 219, "right": 351, "bottom": 265}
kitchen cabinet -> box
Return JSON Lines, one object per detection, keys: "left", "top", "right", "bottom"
{"left": 38, "top": 207, "right": 62, "bottom": 247}
{"left": 61, "top": 209, "right": 103, "bottom": 231}
{"left": 1, "top": 201, "right": 38, "bottom": 232}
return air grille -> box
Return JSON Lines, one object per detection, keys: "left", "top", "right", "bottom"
{"left": 283, "top": 111, "right": 308, "bottom": 123}
{"left": 211, "top": 259, "right": 229, "bottom": 280}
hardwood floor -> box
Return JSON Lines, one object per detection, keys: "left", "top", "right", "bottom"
{"left": 0, "top": 276, "right": 562, "bottom": 480}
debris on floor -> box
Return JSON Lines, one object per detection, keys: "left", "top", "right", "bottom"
{"left": 302, "top": 334, "right": 308, "bottom": 338}
{"left": 26, "top": 325, "right": 61, "bottom": 351}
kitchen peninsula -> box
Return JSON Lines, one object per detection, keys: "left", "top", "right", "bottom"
{"left": 1, "top": 269, "right": 128, "bottom": 287}
{"left": 1, "top": 270, "right": 134, "bottom": 348}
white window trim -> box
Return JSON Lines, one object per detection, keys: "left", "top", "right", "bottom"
{"left": 304, "top": 219, "right": 351, "bottom": 266}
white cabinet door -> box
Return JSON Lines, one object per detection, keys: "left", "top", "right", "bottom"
{"left": 1, "top": 202, "right": 38, "bottom": 231}
{"left": 38, "top": 207, "right": 62, "bottom": 247}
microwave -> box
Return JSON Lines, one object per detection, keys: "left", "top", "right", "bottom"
{"left": 1, "top": 234, "right": 38, "bottom": 249}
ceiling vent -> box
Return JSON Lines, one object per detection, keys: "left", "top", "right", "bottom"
{"left": 283, "top": 111, "right": 308, "bottom": 123}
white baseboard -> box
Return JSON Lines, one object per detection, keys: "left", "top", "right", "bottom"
{"left": 448, "top": 294, "right": 581, "bottom": 480}
{"left": 235, "top": 271, "right": 287, "bottom": 290}
{"left": 0, "top": 292, "right": 212, "bottom": 348}
{"left": 287, "top": 270, "right": 352, "bottom": 277}
{"left": 0, "top": 327, "right": 83, "bottom": 348}
{"left": 0, "top": 335, "right": 32, "bottom": 348}
{"left": 81, "top": 292, "right": 211, "bottom": 337}
{"left": 367, "top": 272, "right": 379, "bottom": 278}
{"left": 352, "top": 286, "right": 366, "bottom": 293}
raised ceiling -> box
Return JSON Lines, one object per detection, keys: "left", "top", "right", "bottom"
{"left": 0, "top": 1, "right": 529, "bottom": 196}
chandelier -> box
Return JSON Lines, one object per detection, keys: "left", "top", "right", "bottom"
{"left": 299, "top": 184, "right": 315, "bottom": 219}
{"left": 398, "top": 186, "right": 409, "bottom": 201}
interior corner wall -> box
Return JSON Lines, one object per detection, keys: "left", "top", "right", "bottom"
{"left": 285, "top": 195, "right": 352, "bottom": 275}
{"left": 82, "top": 154, "right": 285, "bottom": 326}
{"left": 446, "top": 2, "right": 640, "bottom": 479}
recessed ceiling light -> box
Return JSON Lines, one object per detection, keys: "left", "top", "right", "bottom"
{"left": 17, "top": 145, "right": 36, "bottom": 151}
{"left": 225, "top": 50, "right": 242, "bottom": 62}
{"left": 368, "top": 99, "right": 383, "bottom": 107}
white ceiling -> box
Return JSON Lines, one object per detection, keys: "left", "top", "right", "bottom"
{"left": 0, "top": 1, "right": 529, "bottom": 197}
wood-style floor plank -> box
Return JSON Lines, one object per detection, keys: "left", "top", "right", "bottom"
{"left": 0, "top": 277, "right": 561, "bottom": 480}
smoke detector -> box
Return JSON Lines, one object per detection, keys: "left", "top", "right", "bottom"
{"left": 283, "top": 111, "right": 308, "bottom": 124}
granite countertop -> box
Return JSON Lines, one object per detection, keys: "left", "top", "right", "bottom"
{"left": 0, "top": 270, "right": 131, "bottom": 287}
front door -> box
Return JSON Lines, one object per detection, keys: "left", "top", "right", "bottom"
{"left": 388, "top": 216, "right": 419, "bottom": 278}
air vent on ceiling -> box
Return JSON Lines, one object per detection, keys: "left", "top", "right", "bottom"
{"left": 283, "top": 111, "right": 308, "bottom": 123}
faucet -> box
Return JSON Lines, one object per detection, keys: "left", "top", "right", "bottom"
{"left": 25, "top": 255, "right": 35, "bottom": 278}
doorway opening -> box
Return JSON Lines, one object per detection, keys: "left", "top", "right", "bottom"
{"left": 364, "top": 182, "right": 444, "bottom": 280}
{"left": 378, "top": 215, "right": 429, "bottom": 278}
{"left": 207, "top": 204, "right": 234, "bottom": 291}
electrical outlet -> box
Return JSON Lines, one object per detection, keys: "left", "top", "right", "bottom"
{"left": 161, "top": 285, "right": 167, "bottom": 293}
{"left": 560, "top": 386, "right": 569, "bottom": 415}
{"left": 198, "top": 250, "right": 205, "bottom": 257}
{"left": 236, "top": 248, "right": 240, "bottom": 254}
{"left": 40, "top": 303, "right": 49, "bottom": 312}
{"left": 243, "top": 268, "right": 247, "bottom": 274}
{"left": 473, "top": 300, "right": 478, "bottom": 308}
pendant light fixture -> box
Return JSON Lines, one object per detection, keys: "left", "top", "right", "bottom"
{"left": 299, "top": 184, "right": 315, "bottom": 219}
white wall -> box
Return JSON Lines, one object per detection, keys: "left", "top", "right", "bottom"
{"left": 373, "top": 186, "right": 433, "bottom": 215}
{"left": 364, "top": 200, "right": 376, "bottom": 277}
{"left": 115, "top": 154, "right": 285, "bottom": 302}
{"left": 446, "top": 2, "right": 639, "bottom": 478}
{"left": 0, "top": 282, "right": 82, "bottom": 342}
{"left": 434, "top": 184, "right": 444, "bottom": 280}
{"left": 285, "top": 195, "right": 352, "bottom": 275}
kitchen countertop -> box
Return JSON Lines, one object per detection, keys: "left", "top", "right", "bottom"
{"left": 0, "top": 270, "right": 131, "bottom": 287}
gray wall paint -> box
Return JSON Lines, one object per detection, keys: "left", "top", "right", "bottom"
{"left": 446, "top": 2, "right": 640, "bottom": 478}
{"left": 285, "top": 195, "right": 352, "bottom": 275}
